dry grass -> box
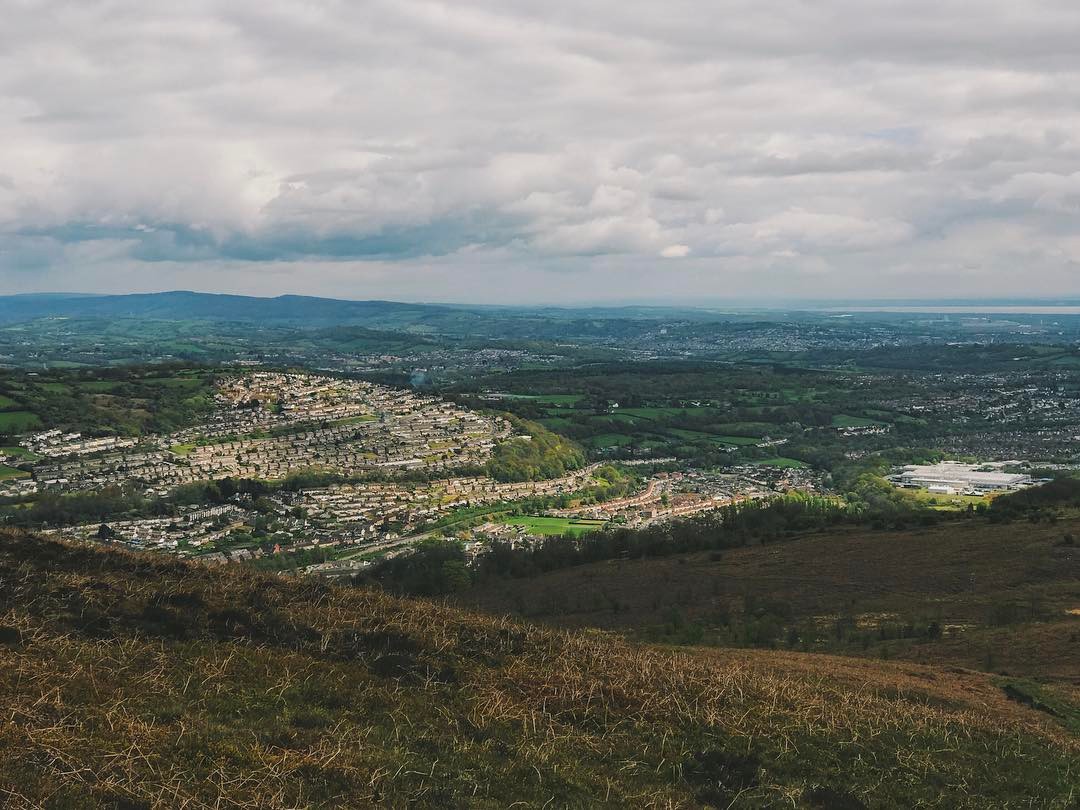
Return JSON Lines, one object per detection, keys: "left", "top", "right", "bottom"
{"left": 460, "top": 516, "right": 1080, "bottom": 678}
{"left": 0, "top": 530, "right": 1077, "bottom": 808}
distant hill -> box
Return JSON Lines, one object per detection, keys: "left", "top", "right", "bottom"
{"left": 0, "top": 530, "right": 1076, "bottom": 808}
{"left": 0, "top": 291, "right": 476, "bottom": 329}
{"left": 0, "top": 291, "right": 826, "bottom": 331}
{"left": 6, "top": 291, "right": 1080, "bottom": 331}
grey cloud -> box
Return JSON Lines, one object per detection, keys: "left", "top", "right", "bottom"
{"left": 2, "top": 0, "right": 1080, "bottom": 301}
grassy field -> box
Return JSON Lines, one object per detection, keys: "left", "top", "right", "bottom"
{"left": 503, "top": 393, "right": 585, "bottom": 405}
{"left": 754, "top": 456, "right": 809, "bottom": 468}
{"left": 589, "top": 432, "right": 634, "bottom": 448}
{"left": 666, "top": 428, "right": 761, "bottom": 447}
{"left": 0, "top": 446, "right": 41, "bottom": 462}
{"left": 139, "top": 376, "right": 207, "bottom": 389}
{"left": 713, "top": 435, "right": 761, "bottom": 446}
{"left": 906, "top": 487, "right": 996, "bottom": 510}
{"left": 832, "top": 414, "right": 888, "bottom": 428}
{"left": 616, "top": 406, "right": 723, "bottom": 420}
{"left": 711, "top": 421, "right": 777, "bottom": 435}
{"left": 75, "top": 380, "right": 124, "bottom": 393}
{"left": 330, "top": 413, "right": 377, "bottom": 425}
{"left": 0, "top": 464, "right": 29, "bottom": 480}
{"left": 492, "top": 393, "right": 786, "bottom": 462}
{"left": 0, "top": 411, "right": 42, "bottom": 432}
{"left": 501, "top": 515, "right": 607, "bottom": 536}
{"left": 0, "top": 530, "right": 1076, "bottom": 808}
{"left": 460, "top": 516, "right": 1080, "bottom": 680}
{"left": 666, "top": 427, "right": 714, "bottom": 440}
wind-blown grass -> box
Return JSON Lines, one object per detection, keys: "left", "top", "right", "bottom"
{"left": 0, "top": 530, "right": 1075, "bottom": 808}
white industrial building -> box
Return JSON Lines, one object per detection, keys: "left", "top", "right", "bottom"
{"left": 895, "top": 462, "right": 1032, "bottom": 494}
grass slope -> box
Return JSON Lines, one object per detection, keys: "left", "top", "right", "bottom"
{"left": 459, "top": 517, "right": 1080, "bottom": 678}
{"left": 0, "top": 531, "right": 1076, "bottom": 809}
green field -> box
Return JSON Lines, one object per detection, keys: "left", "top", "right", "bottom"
{"left": 832, "top": 414, "right": 887, "bottom": 428}
{"left": 140, "top": 376, "right": 207, "bottom": 389}
{"left": 906, "top": 487, "right": 996, "bottom": 510}
{"left": 714, "top": 435, "right": 760, "bottom": 446}
{"left": 617, "top": 406, "right": 712, "bottom": 420}
{"left": 0, "top": 411, "right": 42, "bottom": 432}
{"left": 665, "top": 428, "right": 760, "bottom": 447}
{"left": 75, "top": 380, "right": 124, "bottom": 393}
{"left": 504, "top": 393, "right": 584, "bottom": 405}
{"left": 711, "top": 422, "right": 777, "bottom": 435}
{"left": 0, "top": 394, "right": 23, "bottom": 410}
{"left": 665, "top": 428, "right": 713, "bottom": 440}
{"left": 754, "top": 457, "right": 809, "bottom": 469}
{"left": 330, "top": 414, "right": 378, "bottom": 426}
{"left": 590, "top": 433, "right": 634, "bottom": 448}
{"left": 501, "top": 515, "right": 607, "bottom": 536}
{"left": 0, "top": 446, "right": 41, "bottom": 462}
{"left": 0, "top": 464, "right": 29, "bottom": 480}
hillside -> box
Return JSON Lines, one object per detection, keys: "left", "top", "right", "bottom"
{"left": 0, "top": 531, "right": 1078, "bottom": 808}
{"left": 457, "top": 516, "right": 1080, "bottom": 678}
{"left": 0, "top": 292, "right": 468, "bottom": 329}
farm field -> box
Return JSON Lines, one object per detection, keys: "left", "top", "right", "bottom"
{"left": 507, "top": 390, "right": 775, "bottom": 462}
{"left": 832, "top": 414, "right": 888, "bottom": 428}
{"left": 501, "top": 393, "right": 584, "bottom": 405}
{"left": 712, "top": 434, "right": 760, "bottom": 445}
{"left": 588, "top": 432, "right": 634, "bottom": 448}
{"left": 0, "top": 411, "right": 42, "bottom": 431}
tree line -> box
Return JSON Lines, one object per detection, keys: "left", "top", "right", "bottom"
{"left": 358, "top": 495, "right": 861, "bottom": 597}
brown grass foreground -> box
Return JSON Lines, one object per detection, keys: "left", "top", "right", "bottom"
{"left": 0, "top": 530, "right": 1077, "bottom": 809}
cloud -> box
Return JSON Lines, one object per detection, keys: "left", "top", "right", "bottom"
{"left": 1, "top": 0, "right": 1080, "bottom": 301}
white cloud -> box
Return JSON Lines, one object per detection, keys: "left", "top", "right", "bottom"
{"left": 1, "top": 0, "right": 1080, "bottom": 301}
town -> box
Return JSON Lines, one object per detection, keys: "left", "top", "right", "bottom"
{"left": 16, "top": 373, "right": 511, "bottom": 496}
{"left": 16, "top": 371, "right": 801, "bottom": 572}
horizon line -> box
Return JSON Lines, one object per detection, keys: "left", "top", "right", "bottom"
{"left": 6, "top": 289, "right": 1080, "bottom": 310}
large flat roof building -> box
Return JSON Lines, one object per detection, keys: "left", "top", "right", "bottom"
{"left": 896, "top": 462, "right": 1031, "bottom": 493}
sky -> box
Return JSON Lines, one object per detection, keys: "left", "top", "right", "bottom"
{"left": 2, "top": 1, "right": 1080, "bottom": 304}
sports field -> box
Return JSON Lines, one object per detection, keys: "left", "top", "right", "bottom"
{"left": 501, "top": 515, "right": 606, "bottom": 536}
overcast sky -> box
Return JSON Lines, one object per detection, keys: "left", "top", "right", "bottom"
{"left": 2, "top": 1, "right": 1080, "bottom": 304}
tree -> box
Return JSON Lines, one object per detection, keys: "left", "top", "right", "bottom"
{"left": 441, "top": 560, "right": 472, "bottom": 592}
